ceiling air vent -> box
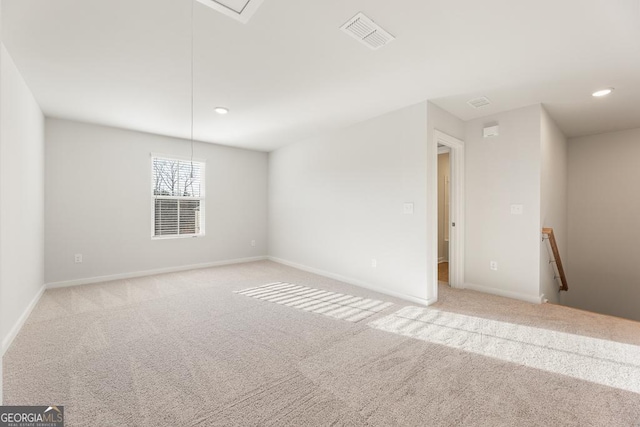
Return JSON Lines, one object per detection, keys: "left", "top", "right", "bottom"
{"left": 196, "top": 0, "right": 264, "bottom": 24}
{"left": 340, "top": 12, "right": 395, "bottom": 50}
{"left": 467, "top": 96, "right": 491, "bottom": 109}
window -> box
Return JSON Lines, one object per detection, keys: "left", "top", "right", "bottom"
{"left": 151, "top": 155, "right": 205, "bottom": 238}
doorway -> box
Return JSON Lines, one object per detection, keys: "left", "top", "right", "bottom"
{"left": 428, "top": 130, "right": 465, "bottom": 303}
{"left": 438, "top": 146, "right": 451, "bottom": 284}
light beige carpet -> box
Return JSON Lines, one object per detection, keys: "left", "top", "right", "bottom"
{"left": 4, "top": 260, "right": 640, "bottom": 426}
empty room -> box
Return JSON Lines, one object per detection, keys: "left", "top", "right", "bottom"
{"left": 1, "top": 0, "right": 640, "bottom": 425}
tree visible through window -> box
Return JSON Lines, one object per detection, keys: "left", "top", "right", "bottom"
{"left": 152, "top": 156, "right": 205, "bottom": 237}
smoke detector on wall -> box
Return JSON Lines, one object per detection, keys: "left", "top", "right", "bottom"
{"left": 196, "top": 0, "right": 264, "bottom": 24}
{"left": 467, "top": 96, "right": 491, "bottom": 109}
{"left": 483, "top": 124, "right": 500, "bottom": 138}
{"left": 340, "top": 12, "right": 395, "bottom": 50}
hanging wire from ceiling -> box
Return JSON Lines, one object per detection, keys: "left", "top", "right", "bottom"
{"left": 189, "top": 0, "right": 195, "bottom": 179}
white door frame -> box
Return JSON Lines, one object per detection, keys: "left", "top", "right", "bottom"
{"left": 429, "top": 130, "right": 465, "bottom": 302}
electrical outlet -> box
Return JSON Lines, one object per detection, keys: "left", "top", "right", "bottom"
{"left": 490, "top": 261, "right": 498, "bottom": 271}
{"left": 510, "top": 204, "right": 524, "bottom": 215}
{"left": 251, "top": 240, "right": 256, "bottom": 247}
{"left": 371, "top": 259, "right": 378, "bottom": 268}
{"left": 403, "top": 203, "right": 414, "bottom": 214}
{"left": 75, "top": 254, "right": 83, "bottom": 264}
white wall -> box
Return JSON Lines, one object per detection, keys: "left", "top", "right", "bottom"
{"left": 269, "top": 103, "right": 431, "bottom": 303}
{"left": 566, "top": 128, "right": 640, "bottom": 321}
{"left": 540, "top": 108, "right": 568, "bottom": 303}
{"left": 0, "top": 45, "right": 45, "bottom": 353}
{"left": 427, "top": 103, "right": 466, "bottom": 143}
{"left": 464, "top": 105, "right": 543, "bottom": 302}
{"left": 45, "top": 119, "right": 268, "bottom": 284}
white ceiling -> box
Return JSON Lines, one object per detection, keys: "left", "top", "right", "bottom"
{"left": 212, "top": 0, "right": 251, "bottom": 14}
{"left": 2, "top": 0, "right": 640, "bottom": 151}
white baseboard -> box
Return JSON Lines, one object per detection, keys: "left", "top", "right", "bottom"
{"left": 268, "top": 256, "right": 435, "bottom": 306}
{"left": 464, "top": 282, "right": 543, "bottom": 304}
{"left": 2, "top": 284, "right": 46, "bottom": 355}
{"left": 45, "top": 256, "right": 268, "bottom": 289}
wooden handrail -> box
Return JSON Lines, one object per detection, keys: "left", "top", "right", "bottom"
{"left": 542, "top": 228, "right": 568, "bottom": 291}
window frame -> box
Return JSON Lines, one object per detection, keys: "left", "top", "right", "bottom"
{"left": 150, "top": 153, "right": 206, "bottom": 240}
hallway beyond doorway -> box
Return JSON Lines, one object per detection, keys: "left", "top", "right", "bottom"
{"left": 438, "top": 261, "right": 449, "bottom": 284}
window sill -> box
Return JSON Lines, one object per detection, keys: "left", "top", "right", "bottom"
{"left": 152, "top": 234, "right": 205, "bottom": 240}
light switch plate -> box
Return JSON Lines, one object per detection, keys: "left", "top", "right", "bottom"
{"left": 510, "top": 204, "right": 524, "bottom": 215}
{"left": 403, "top": 203, "right": 414, "bottom": 214}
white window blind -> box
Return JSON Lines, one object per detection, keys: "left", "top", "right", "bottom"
{"left": 152, "top": 156, "right": 205, "bottom": 238}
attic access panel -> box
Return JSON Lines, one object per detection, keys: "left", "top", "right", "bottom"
{"left": 196, "top": 0, "right": 264, "bottom": 23}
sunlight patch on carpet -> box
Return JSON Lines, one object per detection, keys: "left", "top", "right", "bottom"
{"left": 235, "top": 282, "right": 393, "bottom": 322}
{"left": 369, "top": 306, "right": 640, "bottom": 394}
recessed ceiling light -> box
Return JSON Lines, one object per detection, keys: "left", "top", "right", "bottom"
{"left": 214, "top": 107, "right": 229, "bottom": 115}
{"left": 592, "top": 88, "right": 614, "bottom": 97}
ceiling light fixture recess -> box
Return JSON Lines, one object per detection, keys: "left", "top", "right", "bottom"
{"left": 214, "top": 107, "right": 229, "bottom": 115}
{"left": 592, "top": 88, "right": 614, "bottom": 97}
